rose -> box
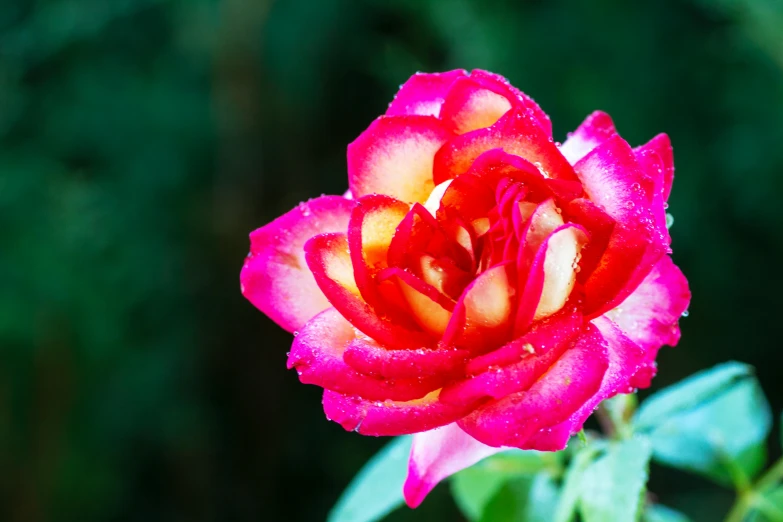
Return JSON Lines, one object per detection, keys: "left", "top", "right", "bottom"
{"left": 240, "top": 69, "right": 690, "bottom": 507}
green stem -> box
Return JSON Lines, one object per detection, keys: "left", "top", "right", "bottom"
{"left": 757, "top": 455, "right": 783, "bottom": 493}
{"left": 725, "top": 494, "right": 751, "bottom": 522}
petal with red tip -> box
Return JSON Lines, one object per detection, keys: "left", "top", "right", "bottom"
{"left": 559, "top": 111, "right": 617, "bottom": 165}
{"left": 288, "top": 308, "right": 450, "bottom": 401}
{"left": 635, "top": 133, "right": 674, "bottom": 202}
{"left": 457, "top": 324, "right": 609, "bottom": 448}
{"left": 305, "top": 233, "right": 431, "bottom": 348}
{"left": 348, "top": 116, "right": 453, "bottom": 204}
{"left": 322, "top": 388, "right": 475, "bottom": 436}
{"left": 468, "top": 70, "right": 553, "bottom": 137}
{"left": 440, "top": 77, "right": 513, "bottom": 134}
{"left": 574, "top": 134, "right": 667, "bottom": 318}
{"left": 241, "top": 196, "right": 354, "bottom": 333}
{"left": 433, "top": 108, "right": 576, "bottom": 186}
{"left": 404, "top": 423, "right": 503, "bottom": 508}
{"left": 386, "top": 70, "right": 468, "bottom": 117}
{"left": 605, "top": 256, "right": 690, "bottom": 356}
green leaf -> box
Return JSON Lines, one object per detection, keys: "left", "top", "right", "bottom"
{"left": 328, "top": 436, "right": 412, "bottom": 522}
{"left": 553, "top": 444, "right": 602, "bottom": 522}
{"left": 634, "top": 362, "right": 752, "bottom": 430}
{"left": 747, "top": 487, "right": 783, "bottom": 522}
{"left": 578, "top": 437, "right": 653, "bottom": 522}
{"left": 643, "top": 504, "right": 694, "bottom": 522}
{"left": 642, "top": 377, "right": 772, "bottom": 485}
{"left": 478, "top": 475, "right": 560, "bottom": 522}
{"left": 451, "top": 449, "right": 556, "bottom": 520}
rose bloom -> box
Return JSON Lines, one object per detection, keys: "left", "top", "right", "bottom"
{"left": 241, "top": 69, "right": 690, "bottom": 507}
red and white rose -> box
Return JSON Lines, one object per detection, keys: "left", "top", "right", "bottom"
{"left": 241, "top": 69, "right": 690, "bottom": 507}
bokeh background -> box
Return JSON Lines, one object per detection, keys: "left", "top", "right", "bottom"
{"left": 2, "top": 0, "right": 783, "bottom": 520}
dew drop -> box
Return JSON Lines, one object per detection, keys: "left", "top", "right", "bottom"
{"left": 681, "top": 309, "right": 689, "bottom": 318}
{"left": 665, "top": 213, "right": 674, "bottom": 229}
{"left": 625, "top": 201, "right": 635, "bottom": 209}
{"left": 631, "top": 182, "right": 641, "bottom": 191}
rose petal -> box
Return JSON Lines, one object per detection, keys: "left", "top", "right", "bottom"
{"left": 515, "top": 224, "right": 588, "bottom": 334}
{"left": 343, "top": 337, "right": 470, "bottom": 380}
{"left": 574, "top": 134, "right": 667, "bottom": 318}
{"left": 635, "top": 133, "right": 674, "bottom": 202}
{"left": 348, "top": 115, "right": 453, "bottom": 204}
{"left": 559, "top": 111, "right": 617, "bottom": 165}
{"left": 322, "top": 388, "right": 475, "bottom": 436}
{"left": 305, "top": 233, "right": 432, "bottom": 348}
{"left": 523, "top": 316, "right": 646, "bottom": 450}
{"left": 440, "top": 308, "right": 584, "bottom": 409}
{"left": 404, "top": 423, "right": 503, "bottom": 508}
{"left": 386, "top": 70, "right": 468, "bottom": 117}
{"left": 457, "top": 324, "right": 609, "bottom": 448}
{"left": 604, "top": 256, "right": 690, "bottom": 382}
{"left": 563, "top": 198, "right": 616, "bottom": 283}
{"left": 288, "top": 308, "right": 449, "bottom": 401}
{"left": 433, "top": 107, "right": 576, "bottom": 186}
{"left": 380, "top": 267, "right": 454, "bottom": 337}
{"left": 468, "top": 70, "right": 553, "bottom": 137}
{"left": 348, "top": 194, "right": 415, "bottom": 323}
{"left": 440, "top": 77, "right": 514, "bottom": 134}
{"left": 241, "top": 196, "right": 354, "bottom": 332}
{"left": 443, "top": 264, "right": 515, "bottom": 353}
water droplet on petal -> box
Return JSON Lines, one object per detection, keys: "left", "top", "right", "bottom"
{"left": 681, "top": 309, "right": 689, "bottom": 318}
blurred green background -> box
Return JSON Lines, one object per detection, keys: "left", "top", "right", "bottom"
{"left": 2, "top": 0, "right": 782, "bottom": 520}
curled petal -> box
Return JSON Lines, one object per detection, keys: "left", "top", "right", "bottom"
{"left": 322, "top": 388, "right": 475, "bottom": 436}
{"left": 468, "top": 70, "right": 553, "bottom": 137}
{"left": 305, "top": 233, "right": 431, "bottom": 348}
{"left": 440, "top": 77, "right": 514, "bottom": 134}
{"left": 386, "top": 70, "right": 468, "bottom": 117}
{"left": 574, "top": 134, "right": 667, "bottom": 318}
{"left": 343, "top": 337, "right": 470, "bottom": 380}
{"left": 288, "top": 308, "right": 449, "bottom": 401}
{"left": 348, "top": 115, "right": 453, "bottom": 204}
{"left": 241, "top": 196, "right": 354, "bottom": 332}
{"left": 559, "top": 111, "right": 617, "bottom": 165}
{"left": 433, "top": 107, "right": 576, "bottom": 186}
{"left": 404, "top": 423, "right": 503, "bottom": 508}
{"left": 458, "top": 324, "right": 609, "bottom": 448}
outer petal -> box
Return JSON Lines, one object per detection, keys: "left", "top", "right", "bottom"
{"left": 386, "top": 70, "right": 468, "bottom": 117}
{"left": 574, "top": 134, "right": 667, "bottom": 318}
{"left": 241, "top": 196, "right": 354, "bottom": 332}
{"left": 468, "top": 70, "right": 553, "bottom": 137}
{"left": 605, "top": 256, "right": 690, "bottom": 386}
{"left": 305, "top": 233, "right": 432, "bottom": 348}
{"left": 635, "top": 133, "right": 674, "bottom": 202}
{"left": 348, "top": 115, "right": 453, "bottom": 204}
{"left": 322, "top": 388, "right": 474, "bottom": 436}
{"left": 458, "top": 324, "right": 609, "bottom": 448}
{"left": 288, "top": 308, "right": 448, "bottom": 401}
{"left": 433, "top": 107, "right": 576, "bottom": 185}
{"left": 524, "top": 316, "right": 646, "bottom": 450}
{"left": 404, "top": 423, "right": 503, "bottom": 508}
{"left": 559, "top": 111, "right": 617, "bottom": 165}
